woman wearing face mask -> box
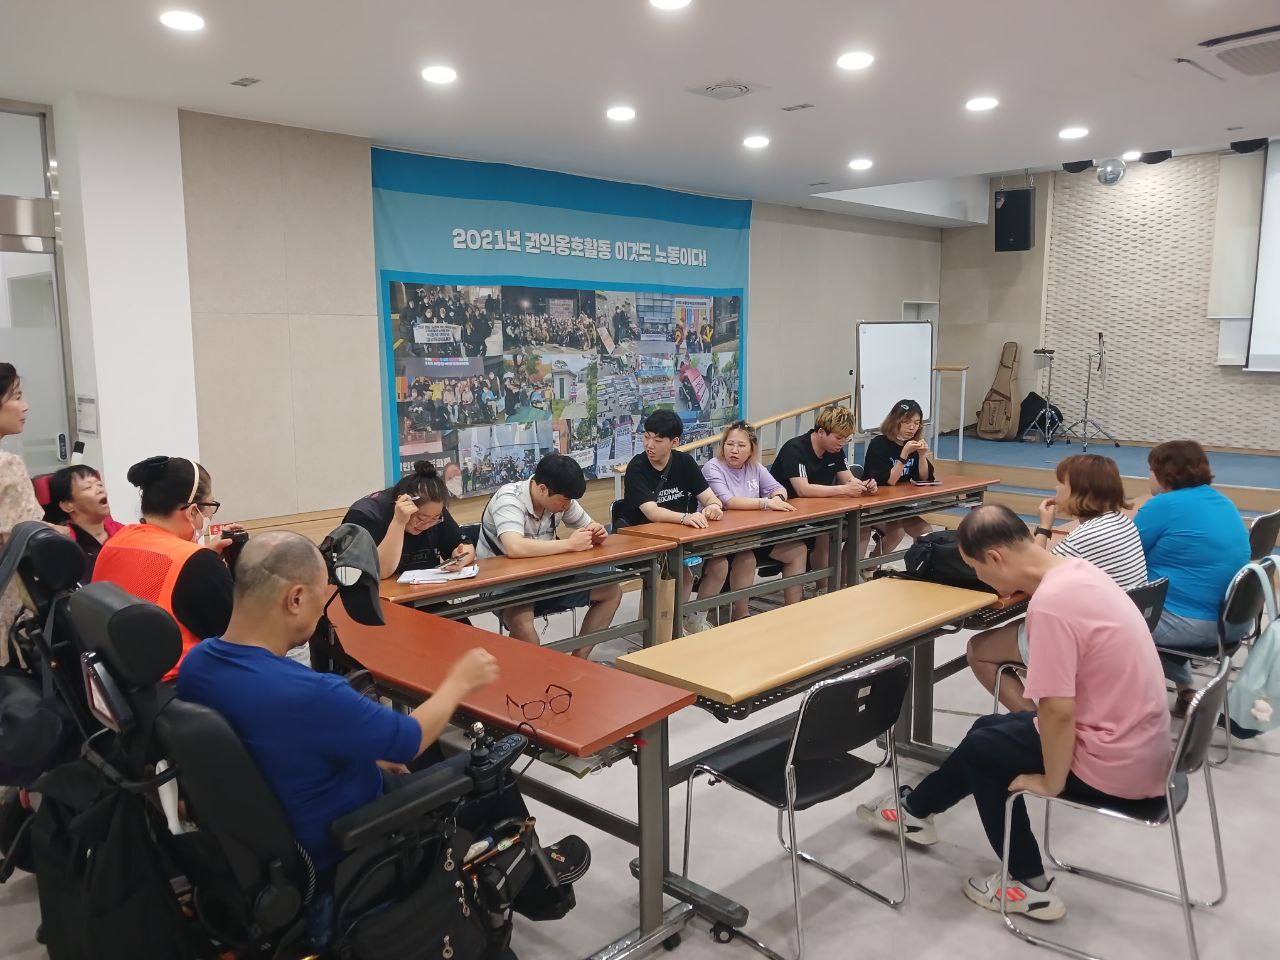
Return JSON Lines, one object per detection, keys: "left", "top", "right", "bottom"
{"left": 44, "top": 464, "right": 124, "bottom": 577}
{"left": 343, "top": 460, "right": 476, "bottom": 580}
{"left": 0, "top": 363, "right": 45, "bottom": 666}
{"left": 92, "top": 456, "right": 244, "bottom": 681}
{"left": 701, "top": 421, "right": 808, "bottom": 616}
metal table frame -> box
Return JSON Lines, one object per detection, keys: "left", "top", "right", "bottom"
{"left": 666, "top": 514, "right": 845, "bottom": 638}
{"left": 396, "top": 549, "right": 665, "bottom": 656}
{"left": 846, "top": 485, "right": 989, "bottom": 585}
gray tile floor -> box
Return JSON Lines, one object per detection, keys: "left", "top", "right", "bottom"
{"left": 3, "top": 592, "right": 1275, "bottom": 959}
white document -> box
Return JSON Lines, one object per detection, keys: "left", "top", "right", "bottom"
{"left": 397, "top": 564, "right": 480, "bottom": 584}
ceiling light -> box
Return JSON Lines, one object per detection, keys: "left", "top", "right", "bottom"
{"left": 1121, "top": 149, "right": 1141, "bottom": 161}
{"left": 606, "top": 106, "right": 636, "bottom": 122}
{"left": 421, "top": 65, "right": 458, "bottom": 84}
{"left": 1059, "top": 126, "right": 1089, "bottom": 140}
{"left": 159, "top": 10, "right": 204, "bottom": 31}
{"left": 650, "top": 0, "right": 692, "bottom": 9}
{"left": 848, "top": 157, "right": 873, "bottom": 171}
{"left": 965, "top": 96, "right": 999, "bottom": 112}
{"left": 837, "top": 51, "right": 875, "bottom": 71}
{"left": 743, "top": 135, "right": 770, "bottom": 150}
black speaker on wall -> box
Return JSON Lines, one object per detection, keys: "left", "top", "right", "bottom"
{"left": 994, "top": 187, "right": 1034, "bottom": 252}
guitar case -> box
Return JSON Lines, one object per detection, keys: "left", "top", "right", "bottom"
{"left": 975, "top": 341, "right": 1021, "bottom": 440}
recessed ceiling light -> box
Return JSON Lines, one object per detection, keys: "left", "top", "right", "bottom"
{"left": 965, "top": 96, "right": 999, "bottom": 112}
{"left": 743, "top": 135, "right": 770, "bottom": 150}
{"left": 421, "top": 65, "right": 457, "bottom": 85}
{"left": 848, "top": 157, "right": 873, "bottom": 171}
{"left": 1121, "top": 149, "right": 1141, "bottom": 161}
{"left": 1059, "top": 126, "right": 1089, "bottom": 140}
{"left": 836, "top": 51, "right": 875, "bottom": 71}
{"left": 650, "top": 0, "right": 692, "bottom": 9}
{"left": 606, "top": 106, "right": 636, "bottom": 122}
{"left": 159, "top": 10, "right": 204, "bottom": 31}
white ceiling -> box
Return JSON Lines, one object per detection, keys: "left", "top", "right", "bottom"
{"left": 2, "top": 0, "right": 1279, "bottom": 216}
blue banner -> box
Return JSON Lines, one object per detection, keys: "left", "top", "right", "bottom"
{"left": 372, "top": 150, "right": 750, "bottom": 493}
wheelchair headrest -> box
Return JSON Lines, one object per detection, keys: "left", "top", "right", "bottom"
{"left": 68, "top": 582, "right": 182, "bottom": 688}
{"left": 0, "top": 521, "right": 86, "bottom": 617}
{"left": 318, "top": 523, "right": 384, "bottom": 626}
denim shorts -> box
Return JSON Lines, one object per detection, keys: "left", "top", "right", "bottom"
{"left": 1153, "top": 609, "right": 1220, "bottom": 685}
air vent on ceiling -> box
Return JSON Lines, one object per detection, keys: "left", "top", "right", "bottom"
{"left": 686, "top": 79, "right": 756, "bottom": 101}
{"left": 230, "top": 77, "right": 261, "bottom": 87}
{"left": 1199, "top": 24, "right": 1280, "bottom": 76}
{"left": 781, "top": 103, "right": 815, "bottom": 112}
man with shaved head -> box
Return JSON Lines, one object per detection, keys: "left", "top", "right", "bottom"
{"left": 856, "top": 504, "right": 1169, "bottom": 922}
{"left": 176, "top": 531, "right": 502, "bottom": 873}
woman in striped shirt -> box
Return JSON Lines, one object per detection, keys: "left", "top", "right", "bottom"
{"left": 967, "top": 454, "right": 1148, "bottom": 711}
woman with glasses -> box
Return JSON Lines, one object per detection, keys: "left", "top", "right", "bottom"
{"left": 92, "top": 456, "right": 244, "bottom": 682}
{"left": 343, "top": 459, "right": 475, "bottom": 580}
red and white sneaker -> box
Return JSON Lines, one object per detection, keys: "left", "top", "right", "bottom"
{"left": 856, "top": 788, "right": 938, "bottom": 846}
{"left": 963, "top": 872, "right": 1066, "bottom": 921}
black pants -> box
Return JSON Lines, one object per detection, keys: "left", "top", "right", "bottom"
{"left": 906, "top": 712, "right": 1124, "bottom": 882}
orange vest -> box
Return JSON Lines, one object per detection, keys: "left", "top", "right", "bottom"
{"left": 92, "top": 523, "right": 207, "bottom": 681}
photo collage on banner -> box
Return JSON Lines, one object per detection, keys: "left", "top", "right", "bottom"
{"left": 392, "top": 280, "right": 742, "bottom": 494}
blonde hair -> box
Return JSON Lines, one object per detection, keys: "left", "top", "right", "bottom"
{"left": 718, "top": 420, "right": 759, "bottom": 461}
{"left": 814, "top": 405, "right": 856, "bottom": 436}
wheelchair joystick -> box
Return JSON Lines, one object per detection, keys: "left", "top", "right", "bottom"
{"left": 467, "top": 722, "right": 528, "bottom": 795}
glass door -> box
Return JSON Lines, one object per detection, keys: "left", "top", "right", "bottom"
{"left": 0, "top": 102, "right": 73, "bottom": 477}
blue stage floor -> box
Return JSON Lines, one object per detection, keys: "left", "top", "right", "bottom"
{"left": 925, "top": 435, "right": 1278, "bottom": 490}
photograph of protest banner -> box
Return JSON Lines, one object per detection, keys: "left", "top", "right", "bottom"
{"left": 674, "top": 295, "right": 715, "bottom": 359}
{"left": 389, "top": 282, "right": 502, "bottom": 361}
{"left": 594, "top": 289, "right": 640, "bottom": 355}
{"left": 458, "top": 421, "right": 555, "bottom": 496}
{"left": 500, "top": 286, "right": 599, "bottom": 354}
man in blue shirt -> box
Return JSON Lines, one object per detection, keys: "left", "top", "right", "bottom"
{"left": 177, "top": 532, "right": 504, "bottom": 872}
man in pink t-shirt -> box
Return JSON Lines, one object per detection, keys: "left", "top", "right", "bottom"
{"left": 858, "top": 504, "right": 1170, "bottom": 921}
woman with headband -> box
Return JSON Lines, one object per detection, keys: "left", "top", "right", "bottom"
{"left": 93, "top": 456, "right": 244, "bottom": 681}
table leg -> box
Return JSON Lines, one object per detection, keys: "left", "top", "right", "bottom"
{"left": 848, "top": 508, "right": 863, "bottom": 586}
{"left": 644, "top": 553, "right": 660, "bottom": 650}
{"left": 894, "top": 636, "right": 953, "bottom": 767}
{"left": 958, "top": 370, "right": 966, "bottom": 462}
{"left": 830, "top": 513, "right": 843, "bottom": 592}
{"left": 672, "top": 544, "right": 685, "bottom": 638}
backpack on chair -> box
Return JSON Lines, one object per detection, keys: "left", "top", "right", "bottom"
{"left": 976, "top": 341, "right": 1021, "bottom": 440}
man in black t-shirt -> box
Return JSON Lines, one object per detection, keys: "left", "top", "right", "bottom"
{"left": 621, "top": 409, "right": 726, "bottom": 634}
{"left": 768, "top": 405, "right": 875, "bottom": 584}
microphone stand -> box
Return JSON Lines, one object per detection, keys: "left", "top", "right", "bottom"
{"left": 1062, "top": 333, "right": 1120, "bottom": 452}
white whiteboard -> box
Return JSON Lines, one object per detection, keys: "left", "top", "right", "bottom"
{"left": 855, "top": 321, "right": 934, "bottom": 432}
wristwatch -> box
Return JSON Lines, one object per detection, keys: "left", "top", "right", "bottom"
{"left": 1035, "top": 526, "right": 1053, "bottom": 538}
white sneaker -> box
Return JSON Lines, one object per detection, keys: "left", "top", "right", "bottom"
{"left": 856, "top": 789, "right": 938, "bottom": 846}
{"left": 963, "top": 872, "right": 1066, "bottom": 921}
{"left": 682, "top": 613, "right": 713, "bottom": 634}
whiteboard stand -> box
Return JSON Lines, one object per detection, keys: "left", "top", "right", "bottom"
{"left": 931, "top": 364, "right": 968, "bottom": 462}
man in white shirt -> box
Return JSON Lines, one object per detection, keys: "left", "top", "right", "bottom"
{"left": 478, "top": 453, "right": 617, "bottom": 657}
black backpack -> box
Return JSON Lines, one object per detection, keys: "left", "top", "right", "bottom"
{"left": 903, "top": 531, "right": 994, "bottom": 593}
{"left": 1018, "top": 391, "right": 1063, "bottom": 436}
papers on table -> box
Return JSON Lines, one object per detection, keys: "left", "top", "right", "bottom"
{"left": 397, "top": 564, "right": 480, "bottom": 585}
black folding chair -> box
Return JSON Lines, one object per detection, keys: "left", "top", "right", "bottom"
{"left": 998, "top": 657, "right": 1229, "bottom": 960}
{"left": 681, "top": 658, "right": 911, "bottom": 960}
{"left": 1248, "top": 508, "right": 1280, "bottom": 563}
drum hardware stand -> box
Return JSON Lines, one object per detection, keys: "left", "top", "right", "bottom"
{"left": 1021, "top": 348, "right": 1064, "bottom": 445}
{"left": 1062, "top": 333, "right": 1120, "bottom": 451}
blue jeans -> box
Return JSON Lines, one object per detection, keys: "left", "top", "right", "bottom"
{"left": 1152, "top": 610, "right": 1220, "bottom": 686}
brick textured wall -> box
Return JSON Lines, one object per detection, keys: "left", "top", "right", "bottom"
{"left": 1044, "top": 154, "right": 1280, "bottom": 451}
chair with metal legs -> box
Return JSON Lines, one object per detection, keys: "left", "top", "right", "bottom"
{"left": 1248, "top": 508, "right": 1280, "bottom": 563}
{"left": 681, "top": 658, "right": 911, "bottom": 960}
{"left": 1155, "top": 559, "right": 1273, "bottom": 766}
{"left": 997, "top": 656, "right": 1230, "bottom": 960}
{"left": 991, "top": 578, "right": 1169, "bottom": 714}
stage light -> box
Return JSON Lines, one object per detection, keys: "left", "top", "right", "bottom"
{"left": 1062, "top": 160, "right": 1094, "bottom": 174}
{"left": 1230, "top": 139, "right": 1267, "bottom": 154}
{"left": 1140, "top": 150, "right": 1172, "bottom": 164}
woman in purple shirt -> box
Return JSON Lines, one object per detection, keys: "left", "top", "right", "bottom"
{"left": 702, "top": 421, "right": 809, "bottom": 618}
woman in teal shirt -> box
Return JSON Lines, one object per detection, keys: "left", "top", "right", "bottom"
{"left": 1134, "top": 440, "right": 1248, "bottom": 712}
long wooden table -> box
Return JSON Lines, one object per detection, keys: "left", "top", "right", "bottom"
{"left": 379, "top": 535, "right": 670, "bottom": 655}
{"left": 618, "top": 576, "right": 994, "bottom": 769}
{"left": 614, "top": 497, "right": 862, "bottom": 635}
{"left": 328, "top": 600, "right": 703, "bottom": 960}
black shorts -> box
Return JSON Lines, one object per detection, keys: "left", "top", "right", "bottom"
{"left": 533, "top": 590, "right": 593, "bottom": 616}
